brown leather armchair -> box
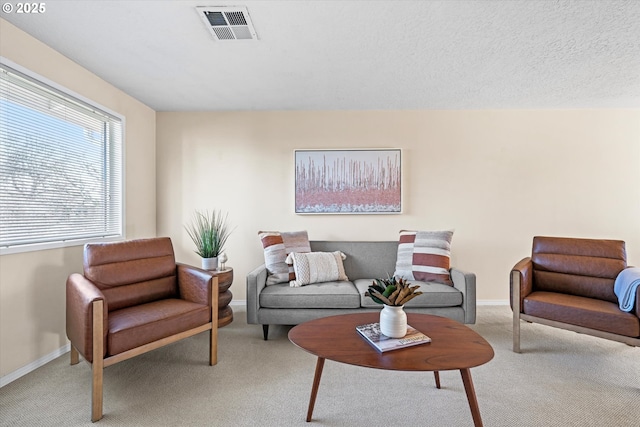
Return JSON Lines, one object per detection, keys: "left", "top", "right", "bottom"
{"left": 66, "top": 237, "right": 218, "bottom": 421}
{"left": 510, "top": 236, "right": 640, "bottom": 352}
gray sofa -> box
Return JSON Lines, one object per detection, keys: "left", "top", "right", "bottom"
{"left": 246, "top": 241, "right": 476, "bottom": 339}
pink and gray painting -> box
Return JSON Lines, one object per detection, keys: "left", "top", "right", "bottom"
{"left": 295, "top": 150, "right": 401, "bottom": 213}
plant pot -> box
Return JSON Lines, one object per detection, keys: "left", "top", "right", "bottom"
{"left": 379, "top": 304, "right": 407, "bottom": 338}
{"left": 201, "top": 257, "right": 218, "bottom": 271}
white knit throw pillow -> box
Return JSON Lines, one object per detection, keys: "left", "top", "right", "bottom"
{"left": 285, "top": 251, "right": 348, "bottom": 287}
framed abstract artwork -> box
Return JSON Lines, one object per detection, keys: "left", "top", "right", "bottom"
{"left": 294, "top": 149, "right": 402, "bottom": 214}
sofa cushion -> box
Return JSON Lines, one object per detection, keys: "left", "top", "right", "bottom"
{"left": 260, "top": 281, "right": 360, "bottom": 309}
{"left": 259, "top": 230, "right": 311, "bottom": 285}
{"left": 523, "top": 291, "right": 640, "bottom": 338}
{"left": 355, "top": 278, "right": 462, "bottom": 308}
{"left": 394, "top": 230, "right": 453, "bottom": 285}
{"left": 107, "top": 299, "right": 211, "bottom": 356}
{"left": 286, "top": 251, "right": 348, "bottom": 287}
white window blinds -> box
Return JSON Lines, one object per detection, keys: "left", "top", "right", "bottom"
{"left": 0, "top": 63, "right": 123, "bottom": 251}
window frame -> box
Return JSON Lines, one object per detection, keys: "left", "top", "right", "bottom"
{"left": 0, "top": 57, "right": 125, "bottom": 255}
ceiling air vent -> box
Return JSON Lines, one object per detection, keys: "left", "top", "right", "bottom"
{"left": 196, "top": 6, "right": 258, "bottom": 41}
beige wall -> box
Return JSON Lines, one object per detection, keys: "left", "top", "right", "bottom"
{"left": 157, "top": 110, "right": 640, "bottom": 304}
{"left": 2, "top": 17, "right": 640, "bottom": 383}
{"left": 0, "top": 20, "right": 157, "bottom": 377}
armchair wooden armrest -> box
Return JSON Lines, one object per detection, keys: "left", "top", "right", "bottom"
{"left": 510, "top": 257, "right": 532, "bottom": 312}
{"left": 177, "top": 263, "right": 219, "bottom": 360}
{"left": 66, "top": 273, "right": 107, "bottom": 363}
{"left": 510, "top": 257, "right": 532, "bottom": 353}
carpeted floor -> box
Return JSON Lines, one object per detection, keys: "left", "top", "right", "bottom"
{"left": 0, "top": 305, "right": 638, "bottom": 426}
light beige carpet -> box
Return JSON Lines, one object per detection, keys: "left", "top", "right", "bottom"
{"left": 0, "top": 305, "right": 638, "bottom": 426}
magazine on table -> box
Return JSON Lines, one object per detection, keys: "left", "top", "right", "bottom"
{"left": 355, "top": 322, "right": 431, "bottom": 353}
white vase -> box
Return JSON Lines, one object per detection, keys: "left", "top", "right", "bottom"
{"left": 201, "top": 257, "right": 218, "bottom": 270}
{"left": 379, "top": 304, "right": 407, "bottom": 338}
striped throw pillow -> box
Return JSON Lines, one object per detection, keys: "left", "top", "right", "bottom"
{"left": 259, "top": 230, "right": 311, "bottom": 285}
{"left": 394, "top": 230, "right": 453, "bottom": 285}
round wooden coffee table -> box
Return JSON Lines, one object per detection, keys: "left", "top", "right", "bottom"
{"left": 288, "top": 312, "right": 494, "bottom": 426}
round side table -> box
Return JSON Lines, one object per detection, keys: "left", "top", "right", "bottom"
{"left": 207, "top": 267, "right": 234, "bottom": 327}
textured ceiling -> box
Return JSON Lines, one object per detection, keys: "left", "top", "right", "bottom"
{"left": 3, "top": 0, "right": 640, "bottom": 111}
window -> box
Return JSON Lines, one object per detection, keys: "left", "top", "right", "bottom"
{"left": 0, "top": 61, "right": 123, "bottom": 254}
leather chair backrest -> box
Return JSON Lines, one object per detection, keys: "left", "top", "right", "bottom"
{"left": 84, "top": 237, "right": 179, "bottom": 311}
{"left": 531, "top": 236, "right": 627, "bottom": 303}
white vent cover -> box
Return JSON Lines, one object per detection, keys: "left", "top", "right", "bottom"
{"left": 196, "top": 6, "right": 258, "bottom": 41}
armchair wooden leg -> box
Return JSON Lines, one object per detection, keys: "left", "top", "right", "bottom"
{"left": 511, "top": 270, "right": 521, "bottom": 353}
{"left": 91, "top": 300, "right": 104, "bottom": 422}
{"left": 70, "top": 345, "right": 79, "bottom": 365}
{"left": 513, "top": 316, "right": 521, "bottom": 353}
{"left": 210, "top": 327, "right": 218, "bottom": 366}
{"left": 92, "top": 361, "right": 103, "bottom": 422}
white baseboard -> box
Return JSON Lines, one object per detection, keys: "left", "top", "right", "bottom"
{"left": 478, "top": 299, "right": 510, "bottom": 305}
{"left": 0, "top": 343, "right": 70, "bottom": 388}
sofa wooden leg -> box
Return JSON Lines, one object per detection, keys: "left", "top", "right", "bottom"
{"left": 91, "top": 300, "right": 104, "bottom": 422}
{"left": 263, "top": 325, "right": 269, "bottom": 341}
{"left": 70, "top": 345, "right": 79, "bottom": 365}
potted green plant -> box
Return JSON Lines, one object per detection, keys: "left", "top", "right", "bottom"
{"left": 184, "top": 209, "right": 233, "bottom": 270}
{"left": 366, "top": 276, "right": 423, "bottom": 338}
